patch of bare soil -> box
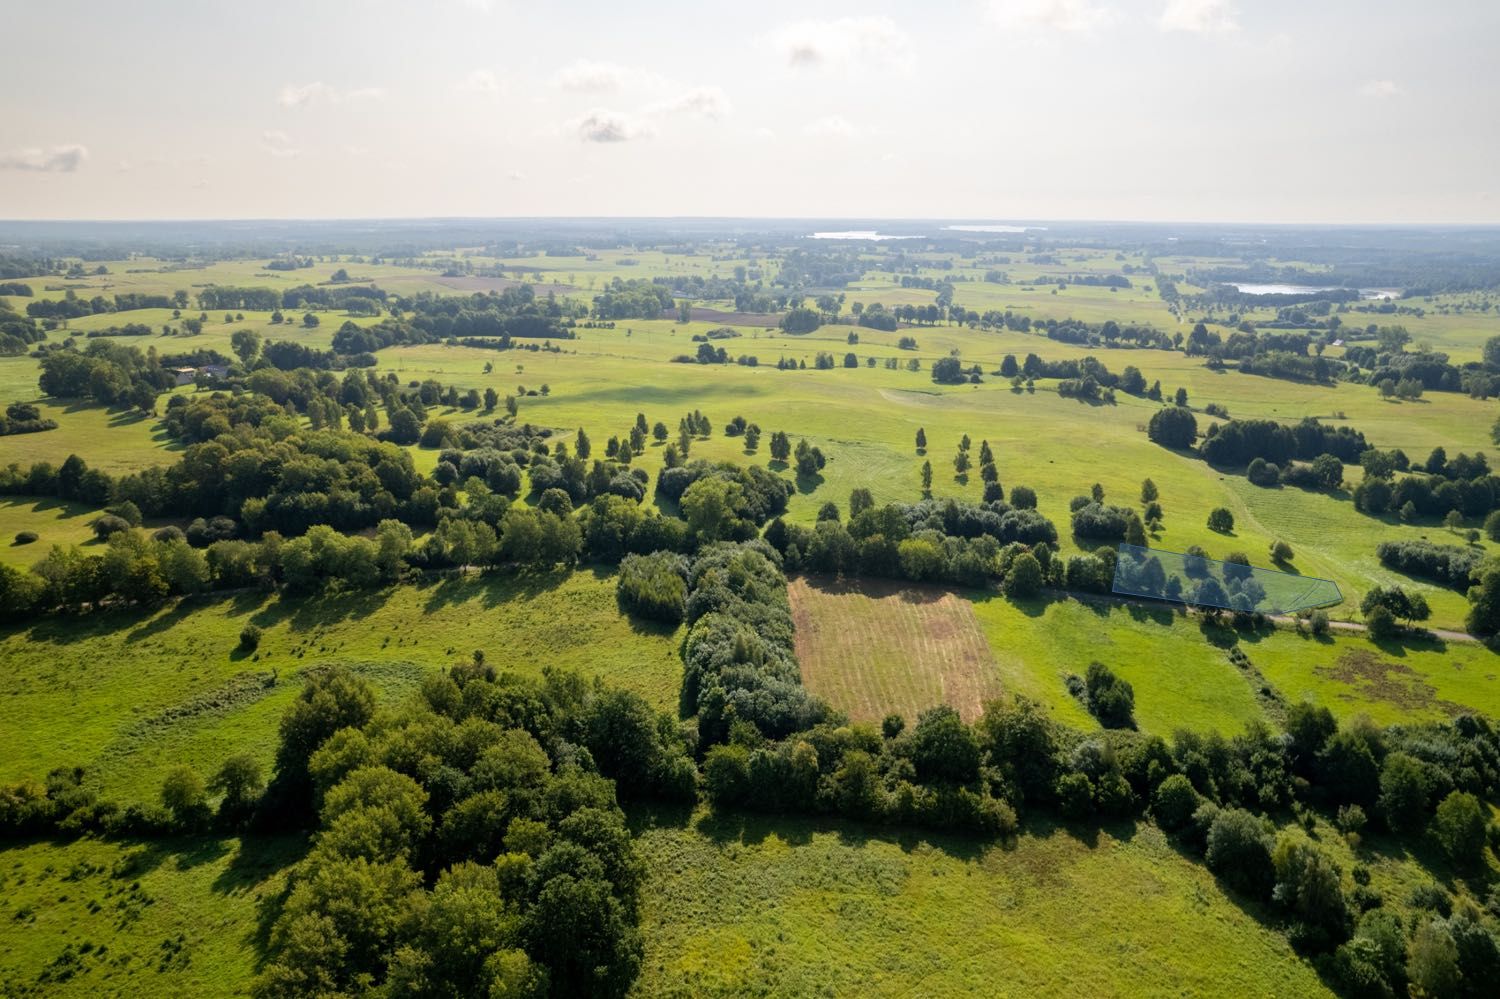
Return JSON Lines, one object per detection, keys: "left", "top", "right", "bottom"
{"left": 1316, "top": 649, "right": 1467, "bottom": 716}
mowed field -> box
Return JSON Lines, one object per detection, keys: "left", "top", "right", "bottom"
{"left": 790, "top": 576, "right": 1001, "bottom": 723}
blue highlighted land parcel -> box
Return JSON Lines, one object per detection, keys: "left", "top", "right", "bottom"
{"left": 1111, "top": 543, "right": 1342, "bottom": 615}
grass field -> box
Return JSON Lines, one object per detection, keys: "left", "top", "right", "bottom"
{"left": 0, "top": 568, "right": 682, "bottom": 803}
{"left": 790, "top": 576, "right": 1002, "bottom": 723}
{"left": 787, "top": 576, "right": 1500, "bottom": 736}
{"left": 7, "top": 247, "right": 1500, "bottom": 631}
{"left": 5, "top": 238, "right": 1500, "bottom": 997}
{"left": 630, "top": 807, "right": 1332, "bottom": 998}
{"left": 0, "top": 496, "right": 107, "bottom": 565}
{"left": 368, "top": 317, "right": 1500, "bottom": 629}
{"left": 0, "top": 835, "right": 300, "bottom": 998}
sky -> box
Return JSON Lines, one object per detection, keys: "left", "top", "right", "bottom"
{"left": 1, "top": 0, "right": 1497, "bottom": 223}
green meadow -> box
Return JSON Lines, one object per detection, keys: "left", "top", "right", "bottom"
{"left": 0, "top": 569, "right": 682, "bottom": 803}
{"left": 632, "top": 809, "right": 1331, "bottom": 998}
{"left": 4, "top": 233, "right": 1500, "bottom": 998}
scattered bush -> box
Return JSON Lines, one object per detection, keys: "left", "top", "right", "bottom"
{"left": 239, "top": 624, "right": 263, "bottom": 651}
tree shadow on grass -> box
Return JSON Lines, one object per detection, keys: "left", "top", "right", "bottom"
{"left": 125, "top": 598, "right": 206, "bottom": 643}
{"left": 1197, "top": 616, "right": 1240, "bottom": 649}
{"left": 250, "top": 586, "right": 394, "bottom": 633}
{"left": 1368, "top": 631, "right": 1447, "bottom": 659}
{"left": 688, "top": 805, "right": 998, "bottom": 864}
{"left": 622, "top": 799, "right": 695, "bottom": 835}
{"left": 416, "top": 567, "right": 574, "bottom": 616}
{"left": 106, "top": 409, "right": 151, "bottom": 428}
{"left": 793, "top": 471, "right": 824, "bottom": 495}
{"left": 214, "top": 835, "right": 310, "bottom": 970}
{"left": 1123, "top": 601, "right": 1179, "bottom": 628}
{"left": 692, "top": 807, "right": 801, "bottom": 849}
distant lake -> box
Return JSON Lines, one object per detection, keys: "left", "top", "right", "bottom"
{"left": 1231, "top": 282, "right": 1401, "bottom": 300}
{"left": 809, "top": 230, "right": 923, "bottom": 241}
{"left": 943, "top": 224, "right": 1046, "bottom": 233}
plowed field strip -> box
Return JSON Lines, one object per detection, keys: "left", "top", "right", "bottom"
{"left": 789, "top": 576, "right": 1002, "bottom": 723}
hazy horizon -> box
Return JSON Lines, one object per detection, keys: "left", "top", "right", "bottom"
{"left": 3, "top": 0, "right": 1497, "bottom": 223}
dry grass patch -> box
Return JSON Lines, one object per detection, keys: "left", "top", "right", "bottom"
{"left": 789, "top": 575, "right": 1000, "bottom": 723}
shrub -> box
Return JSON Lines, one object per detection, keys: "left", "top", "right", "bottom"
{"left": 1056, "top": 772, "right": 1093, "bottom": 820}
{"left": 1152, "top": 774, "right": 1199, "bottom": 831}
{"left": 1205, "top": 808, "right": 1274, "bottom": 899}
{"left": 1365, "top": 604, "right": 1397, "bottom": 638}
{"left": 1430, "top": 791, "right": 1488, "bottom": 868}
{"left": 1147, "top": 406, "right": 1197, "bottom": 449}
{"left": 616, "top": 551, "right": 689, "bottom": 624}
{"left": 1206, "top": 507, "right": 1234, "bottom": 533}
{"left": 239, "top": 624, "right": 263, "bottom": 651}
{"left": 14, "top": 531, "right": 37, "bottom": 545}
{"left": 91, "top": 514, "right": 131, "bottom": 539}
{"left": 1004, "top": 552, "right": 1043, "bottom": 598}
{"left": 1084, "top": 661, "right": 1135, "bottom": 728}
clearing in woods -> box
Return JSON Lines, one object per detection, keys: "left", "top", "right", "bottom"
{"left": 789, "top": 575, "right": 1000, "bottom": 722}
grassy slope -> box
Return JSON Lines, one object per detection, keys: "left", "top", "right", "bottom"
{"left": 631, "top": 808, "right": 1332, "bottom": 998}
{"left": 0, "top": 569, "right": 682, "bottom": 803}
{"left": 0, "top": 835, "right": 301, "bottom": 998}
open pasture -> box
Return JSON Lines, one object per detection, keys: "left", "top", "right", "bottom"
{"left": 632, "top": 810, "right": 1332, "bottom": 998}
{"left": 976, "top": 590, "right": 1500, "bottom": 731}
{"left": 379, "top": 316, "right": 1500, "bottom": 628}
{"left": 0, "top": 568, "right": 682, "bottom": 803}
{"left": 0, "top": 835, "right": 303, "bottom": 998}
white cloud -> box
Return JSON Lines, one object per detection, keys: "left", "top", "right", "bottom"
{"left": 773, "top": 16, "right": 912, "bottom": 72}
{"left": 571, "top": 109, "right": 655, "bottom": 143}
{"left": 987, "top": 0, "right": 1116, "bottom": 32}
{"left": 645, "top": 86, "right": 732, "bottom": 120}
{"left": 1159, "top": 0, "right": 1239, "bottom": 33}
{"left": 262, "top": 130, "right": 298, "bottom": 158}
{"left": 277, "top": 81, "right": 386, "bottom": 108}
{"left": 802, "top": 115, "right": 860, "bottom": 139}
{"left": 0, "top": 144, "right": 88, "bottom": 172}
{"left": 507, "top": 169, "right": 525, "bottom": 181}
{"left": 552, "top": 60, "right": 666, "bottom": 94}
{"left": 457, "top": 69, "right": 502, "bottom": 95}
{"left": 1358, "top": 79, "right": 1402, "bottom": 98}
